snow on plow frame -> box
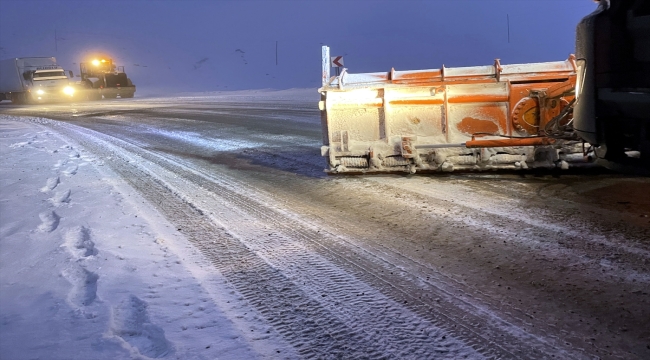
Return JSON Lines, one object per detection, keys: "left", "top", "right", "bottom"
{"left": 318, "top": 46, "right": 589, "bottom": 173}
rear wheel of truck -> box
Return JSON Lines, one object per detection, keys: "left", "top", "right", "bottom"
{"left": 91, "top": 92, "right": 102, "bottom": 101}
{"left": 11, "top": 93, "right": 28, "bottom": 105}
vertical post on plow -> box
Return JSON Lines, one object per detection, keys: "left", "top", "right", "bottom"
{"left": 322, "top": 46, "right": 330, "bottom": 87}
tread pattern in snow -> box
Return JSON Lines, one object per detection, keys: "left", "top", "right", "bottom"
{"left": 53, "top": 120, "right": 579, "bottom": 359}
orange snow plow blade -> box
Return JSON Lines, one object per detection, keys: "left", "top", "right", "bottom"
{"left": 318, "top": 46, "right": 591, "bottom": 173}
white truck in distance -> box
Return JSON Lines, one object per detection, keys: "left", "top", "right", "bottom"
{"left": 0, "top": 57, "right": 75, "bottom": 104}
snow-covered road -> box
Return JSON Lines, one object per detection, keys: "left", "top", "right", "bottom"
{"left": 1, "top": 90, "right": 649, "bottom": 359}
{"left": 0, "top": 116, "right": 304, "bottom": 359}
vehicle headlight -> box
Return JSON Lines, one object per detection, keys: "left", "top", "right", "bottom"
{"left": 36, "top": 89, "right": 45, "bottom": 95}
{"left": 575, "top": 59, "right": 586, "bottom": 101}
{"left": 63, "top": 86, "right": 75, "bottom": 96}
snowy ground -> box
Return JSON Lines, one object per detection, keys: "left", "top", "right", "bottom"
{"left": 1, "top": 92, "right": 649, "bottom": 359}
{"left": 0, "top": 118, "right": 296, "bottom": 359}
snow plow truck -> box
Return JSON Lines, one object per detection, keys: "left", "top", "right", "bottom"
{"left": 77, "top": 56, "right": 135, "bottom": 100}
{"left": 318, "top": 0, "right": 649, "bottom": 173}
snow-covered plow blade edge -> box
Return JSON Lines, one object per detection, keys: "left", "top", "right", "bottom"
{"left": 318, "top": 46, "right": 593, "bottom": 174}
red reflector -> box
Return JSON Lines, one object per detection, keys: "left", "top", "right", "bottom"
{"left": 116, "top": 84, "right": 120, "bottom": 86}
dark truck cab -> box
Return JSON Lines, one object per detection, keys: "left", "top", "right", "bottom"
{"left": 79, "top": 59, "right": 135, "bottom": 100}
{"left": 573, "top": 0, "right": 650, "bottom": 166}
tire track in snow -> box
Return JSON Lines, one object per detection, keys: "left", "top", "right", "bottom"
{"left": 48, "top": 120, "right": 585, "bottom": 359}
{"left": 54, "top": 124, "right": 416, "bottom": 358}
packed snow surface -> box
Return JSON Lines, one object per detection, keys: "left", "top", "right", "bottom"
{"left": 1, "top": 90, "right": 649, "bottom": 359}
{"left": 0, "top": 117, "right": 295, "bottom": 359}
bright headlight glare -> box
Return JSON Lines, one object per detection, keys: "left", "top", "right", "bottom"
{"left": 92, "top": 59, "right": 100, "bottom": 66}
{"left": 36, "top": 89, "right": 45, "bottom": 95}
{"left": 63, "top": 86, "right": 75, "bottom": 96}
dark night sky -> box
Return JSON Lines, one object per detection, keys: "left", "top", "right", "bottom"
{"left": 0, "top": 0, "right": 596, "bottom": 94}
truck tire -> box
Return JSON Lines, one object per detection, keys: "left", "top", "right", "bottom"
{"left": 11, "top": 93, "right": 28, "bottom": 105}
{"left": 88, "top": 91, "right": 102, "bottom": 101}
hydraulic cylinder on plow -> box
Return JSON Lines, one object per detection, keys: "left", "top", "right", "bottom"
{"left": 318, "top": 46, "right": 590, "bottom": 173}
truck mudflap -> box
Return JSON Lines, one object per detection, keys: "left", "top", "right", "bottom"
{"left": 319, "top": 46, "right": 593, "bottom": 173}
